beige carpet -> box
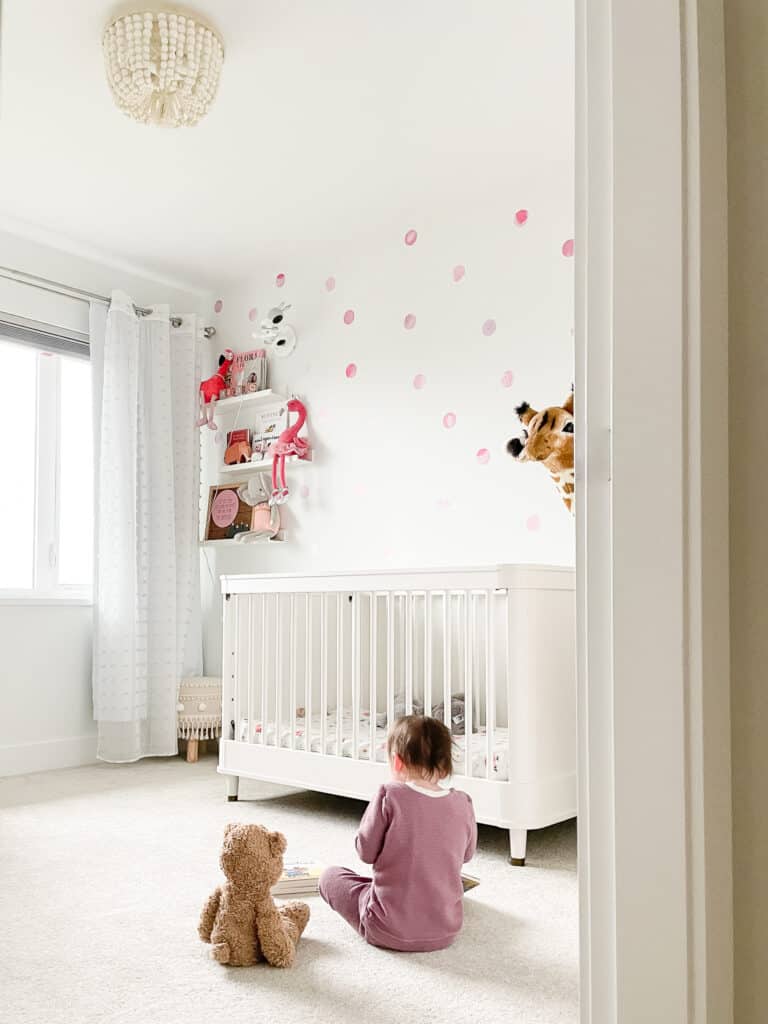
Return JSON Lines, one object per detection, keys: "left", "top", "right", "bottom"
{"left": 0, "top": 757, "right": 578, "bottom": 1024}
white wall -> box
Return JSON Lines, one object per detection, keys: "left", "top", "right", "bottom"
{"left": 0, "top": 223, "right": 210, "bottom": 776}
{"left": 200, "top": 10, "right": 575, "bottom": 671}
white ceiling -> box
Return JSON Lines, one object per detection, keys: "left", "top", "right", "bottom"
{"left": 0, "top": 1, "right": 573, "bottom": 288}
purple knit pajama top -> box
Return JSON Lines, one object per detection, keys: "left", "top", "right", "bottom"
{"left": 355, "top": 781, "right": 477, "bottom": 951}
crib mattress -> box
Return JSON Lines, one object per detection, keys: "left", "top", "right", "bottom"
{"left": 238, "top": 711, "right": 511, "bottom": 780}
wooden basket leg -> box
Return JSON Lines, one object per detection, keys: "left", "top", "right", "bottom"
{"left": 186, "top": 738, "right": 199, "bottom": 763}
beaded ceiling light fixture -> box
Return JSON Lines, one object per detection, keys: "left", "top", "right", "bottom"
{"left": 103, "top": 8, "right": 224, "bottom": 127}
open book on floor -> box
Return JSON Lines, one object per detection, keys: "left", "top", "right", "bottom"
{"left": 272, "top": 863, "right": 481, "bottom": 898}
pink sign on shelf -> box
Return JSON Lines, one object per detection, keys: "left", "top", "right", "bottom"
{"left": 211, "top": 490, "right": 239, "bottom": 528}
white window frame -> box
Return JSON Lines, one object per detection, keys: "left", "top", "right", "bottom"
{"left": 0, "top": 336, "right": 92, "bottom": 605}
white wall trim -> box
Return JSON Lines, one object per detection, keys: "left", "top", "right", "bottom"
{"left": 0, "top": 734, "right": 98, "bottom": 778}
{"left": 0, "top": 213, "right": 210, "bottom": 297}
{"left": 577, "top": 0, "right": 731, "bottom": 1021}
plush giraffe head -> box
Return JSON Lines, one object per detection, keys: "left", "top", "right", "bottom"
{"left": 507, "top": 388, "right": 575, "bottom": 514}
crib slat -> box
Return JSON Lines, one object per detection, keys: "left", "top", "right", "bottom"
{"left": 443, "top": 592, "right": 451, "bottom": 733}
{"left": 405, "top": 591, "right": 413, "bottom": 714}
{"left": 275, "top": 595, "right": 282, "bottom": 749}
{"left": 336, "top": 593, "right": 343, "bottom": 755}
{"left": 386, "top": 591, "right": 394, "bottom": 731}
{"left": 464, "top": 591, "right": 473, "bottom": 778}
{"left": 246, "top": 595, "right": 253, "bottom": 744}
{"left": 320, "top": 593, "right": 328, "bottom": 755}
{"left": 289, "top": 594, "right": 296, "bottom": 751}
{"left": 370, "top": 593, "right": 377, "bottom": 761}
{"left": 486, "top": 590, "right": 494, "bottom": 779}
{"left": 232, "top": 595, "right": 241, "bottom": 741}
{"left": 425, "top": 591, "right": 432, "bottom": 719}
{"left": 305, "top": 594, "right": 312, "bottom": 754}
{"left": 260, "top": 594, "right": 268, "bottom": 746}
{"left": 352, "top": 592, "right": 360, "bottom": 760}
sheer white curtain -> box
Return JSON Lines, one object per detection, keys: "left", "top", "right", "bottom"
{"left": 90, "top": 291, "right": 202, "bottom": 763}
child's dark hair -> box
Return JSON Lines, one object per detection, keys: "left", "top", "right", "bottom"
{"left": 387, "top": 715, "right": 453, "bottom": 779}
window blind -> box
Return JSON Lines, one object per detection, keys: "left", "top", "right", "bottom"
{"left": 0, "top": 311, "right": 89, "bottom": 359}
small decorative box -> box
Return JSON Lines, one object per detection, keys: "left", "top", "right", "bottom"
{"left": 177, "top": 676, "right": 222, "bottom": 741}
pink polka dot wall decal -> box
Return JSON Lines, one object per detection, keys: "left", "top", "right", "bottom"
{"left": 276, "top": 272, "right": 286, "bottom": 287}
{"left": 501, "top": 370, "right": 515, "bottom": 388}
{"left": 299, "top": 485, "right": 310, "bottom": 499}
{"left": 325, "top": 276, "right": 336, "bottom": 292}
{"left": 345, "top": 363, "right": 357, "bottom": 379}
{"left": 404, "top": 229, "right": 418, "bottom": 246}
{"left": 442, "top": 412, "right": 456, "bottom": 429}
{"left": 248, "top": 307, "right": 258, "bottom": 322}
{"left": 214, "top": 299, "right": 223, "bottom": 313}
{"left": 413, "top": 373, "right": 426, "bottom": 390}
{"left": 476, "top": 448, "right": 490, "bottom": 465}
{"left": 452, "top": 264, "right": 466, "bottom": 282}
{"left": 343, "top": 309, "right": 355, "bottom": 325}
{"left": 403, "top": 313, "right": 416, "bottom": 330}
{"left": 515, "top": 209, "right": 528, "bottom": 226}
{"left": 482, "top": 319, "right": 497, "bottom": 337}
{"left": 562, "top": 239, "right": 575, "bottom": 257}
{"left": 526, "top": 514, "right": 542, "bottom": 532}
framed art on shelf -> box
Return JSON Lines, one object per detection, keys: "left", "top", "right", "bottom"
{"left": 204, "top": 485, "right": 259, "bottom": 541}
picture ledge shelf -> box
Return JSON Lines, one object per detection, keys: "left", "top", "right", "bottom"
{"left": 212, "top": 389, "right": 287, "bottom": 414}
{"left": 219, "top": 454, "right": 313, "bottom": 476}
{"left": 202, "top": 531, "right": 285, "bottom": 545}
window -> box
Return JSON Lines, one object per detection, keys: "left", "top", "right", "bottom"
{"left": 0, "top": 337, "right": 93, "bottom": 598}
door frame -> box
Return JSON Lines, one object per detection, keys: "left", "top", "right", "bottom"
{"left": 576, "top": 1, "right": 732, "bottom": 1020}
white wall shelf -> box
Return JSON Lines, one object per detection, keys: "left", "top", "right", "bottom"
{"left": 210, "top": 389, "right": 287, "bottom": 415}
{"left": 219, "top": 454, "right": 313, "bottom": 476}
{"left": 201, "top": 531, "right": 285, "bottom": 545}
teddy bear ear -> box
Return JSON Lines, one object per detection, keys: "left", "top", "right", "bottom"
{"left": 268, "top": 831, "right": 287, "bottom": 857}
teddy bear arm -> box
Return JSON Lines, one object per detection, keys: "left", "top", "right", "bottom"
{"left": 198, "top": 885, "right": 222, "bottom": 943}
{"left": 256, "top": 904, "right": 299, "bottom": 968}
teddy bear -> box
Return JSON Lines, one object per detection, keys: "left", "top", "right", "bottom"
{"left": 198, "top": 823, "right": 310, "bottom": 967}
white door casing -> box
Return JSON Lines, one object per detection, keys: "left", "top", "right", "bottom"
{"left": 576, "top": 1, "right": 732, "bottom": 1021}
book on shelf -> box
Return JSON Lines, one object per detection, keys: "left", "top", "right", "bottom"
{"left": 271, "top": 862, "right": 480, "bottom": 897}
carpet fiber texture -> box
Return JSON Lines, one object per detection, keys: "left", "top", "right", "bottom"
{"left": 0, "top": 757, "right": 578, "bottom": 1024}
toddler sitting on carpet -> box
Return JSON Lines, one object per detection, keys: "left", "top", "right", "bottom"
{"left": 319, "top": 715, "right": 477, "bottom": 951}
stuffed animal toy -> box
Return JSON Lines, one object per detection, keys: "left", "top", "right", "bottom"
{"left": 270, "top": 397, "right": 310, "bottom": 505}
{"left": 506, "top": 387, "right": 575, "bottom": 514}
{"left": 430, "top": 693, "right": 475, "bottom": 736}
{"left": 197, "top": 348, "right": 235, "bottom": 430}
{"left": 198, "top": 823, "right": 310, "bottom": 967}
{"left": 375, "top": 694, "right": 475, "bottom": 735}
{"left": 375, "top": 694, "right": 425, "bottom": 729}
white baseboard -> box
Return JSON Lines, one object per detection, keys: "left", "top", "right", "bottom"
{"left": 0, "top": 734, "right": 98, "bottom": 777}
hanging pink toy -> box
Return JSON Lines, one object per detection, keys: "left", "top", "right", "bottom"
{"left": 197, "top": 348, "right": 234, "bottom": 430}
{"left": 270, "top": 398, "right": 310, "bottom": 505}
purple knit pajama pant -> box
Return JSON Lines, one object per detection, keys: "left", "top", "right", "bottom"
{"left": 319, "top": 866, "right": 372, "bottom": 935}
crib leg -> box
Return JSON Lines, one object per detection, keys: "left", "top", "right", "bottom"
{"left": 186, "top": 739, "right": 199, "bottom": 763}
{"left": 225, "top": 774, "right": 240, "bottom": 802}
{"left": 509, "top": 829, "right": 527, "bottom": 866}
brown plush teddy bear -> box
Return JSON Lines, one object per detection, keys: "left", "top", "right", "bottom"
{"left": 198, "top": 823, "right": 310, "bottom": 967}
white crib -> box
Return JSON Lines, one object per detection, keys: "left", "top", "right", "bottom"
{"left": 217, "top": 564, "right": 576, "bottom": 864}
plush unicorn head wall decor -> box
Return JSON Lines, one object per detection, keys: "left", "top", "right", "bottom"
{"left": 507, "top": 388, "right": 575, "bottom": 514}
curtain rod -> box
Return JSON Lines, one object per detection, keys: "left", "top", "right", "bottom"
{"left": 0, "top": 265, "right": 217, "bottom": 338}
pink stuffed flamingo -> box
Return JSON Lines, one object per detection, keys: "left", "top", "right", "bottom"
{"left": 270, "top": 398, "right": 310, "bottom": 505}
{"left": 197, "top": 348, "right": 234, "bottom": 430}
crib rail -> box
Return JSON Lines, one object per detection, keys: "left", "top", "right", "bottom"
{"left": 222, "top": 566, "right": 574, "bottom": 784}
